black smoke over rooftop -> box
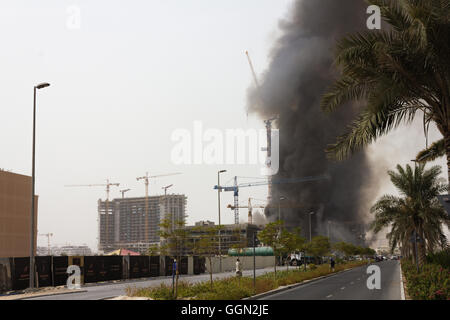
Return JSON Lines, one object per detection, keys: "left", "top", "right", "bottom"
{"left": 247, "top": 0, "right": 376, "bottom": 243}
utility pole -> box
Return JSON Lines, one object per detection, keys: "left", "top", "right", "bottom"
{"left": 30, "top": 82, "right": 50, "bottom": 290}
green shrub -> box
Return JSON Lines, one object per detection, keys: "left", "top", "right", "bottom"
{"left": 127, "top": 260, "right": 367, "bottom": 300}
{"left": 402, "top": 258, "right": 450, "bottom": 300}
{"left": 426, "top": 249, "right": 450, "bottom": 268}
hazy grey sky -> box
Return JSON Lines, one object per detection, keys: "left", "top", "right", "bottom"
{"left": 0, "top": 0, "right": 294, "bottom": 250}
{"left": 1, "top": 0, "right": 446, "bottom": 250}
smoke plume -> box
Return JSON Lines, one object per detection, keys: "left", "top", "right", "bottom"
{"left": 247, "top": 0, "right": 376, "bottom": 244}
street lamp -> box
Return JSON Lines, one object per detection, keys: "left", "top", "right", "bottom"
{"left": 308, "top": 212, "right": 314, "bottom": 242}
{"left": 327, "top": 220, "right": 331, "bottom": 240}
{"left": 217, "top": 169, "right": 226, "bottom": 273}
{"left": 30, "top": 82, "right": 50, "bottom": 289}
{"left": 277, "top": 196, "right": 286, "bottom": 267}
{"left": 278, "top": 196, "right": 286, "bottom": 221}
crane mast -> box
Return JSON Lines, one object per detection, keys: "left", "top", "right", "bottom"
{"left": 38, "top": 233, "right": 53, "bottom": 255}
{"left": 65, "top": 179, "right": 120, "bottom": 249}
{"left": 136, "top": 172, "right": 181, "bottom": 244}
{"left": 245, "top": 51, "right": 279, "bottom": 204}
{"left": 215, "top": 174, "right": 329, "bottom": 224}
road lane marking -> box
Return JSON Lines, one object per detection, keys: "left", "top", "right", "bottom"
{"left": 326, "top": 294, "right": 333, "bottom": 298}
{"left": 341, "top": 287, "right": 345, "bottom": 290}
{"left": 399, "top": 262, "right": 405, "bottom": 300}
{"left": 350, "top": 282, "right": 354, "bottom": 285}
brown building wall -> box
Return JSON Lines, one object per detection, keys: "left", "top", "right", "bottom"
{"left": 0, "top": 171, "right": 38, "bottom": 258}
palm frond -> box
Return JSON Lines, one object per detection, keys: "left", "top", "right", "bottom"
{"left": 416, "top": 138, "right": 445, "bottom": 162}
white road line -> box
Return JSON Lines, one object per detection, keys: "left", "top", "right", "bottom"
{"left": 399, "top": 262, "right": 405, "bottom": 300}
{"left": 350, "top": 282, "right": 354, "bottom": 285}
{"left": 326, "top": 294, "right": 333, "bottom": 298}
{"left": 341, "top": 287, "right": 345, "bottom": 290}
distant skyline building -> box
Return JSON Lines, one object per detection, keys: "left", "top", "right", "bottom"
{"left": 98, "top": 194, "right": 187, "bottom": 253}
{"left": 0, "top": 170, "right": 38, "bottom": 258}
{"left": 37, "top": 245, "right": 92, "bottom": 256}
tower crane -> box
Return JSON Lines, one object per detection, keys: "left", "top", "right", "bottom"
{"left": 161, "top": 184, "right": 174, "bottom": 229}
{"left": 227, "top": 197, "right": 266, "bottom": 224}
{"left": 214, "top": 174, "right": 329, "bottom": 224}
{"left": 65, "top": 179, "right": 120, "bottom": 246}
{"left": 245, "top": 51, "right": 280, "bottom": 203}
{"left": 228, "top": 197, "right": 312, "bottom": 224}
{"left": 162, "top": 184, "right": 173, "bottom": 196}
{"left": 120, "top": 188, "right": 131, "bottom": 198}
{"left": 262, "top": 116, "right": 279, "bottom": 203}
{"left": 245, "top": 51, "right": 259, "bottom": 88}
{"left": 38, "top": 233, "right": 53, "bottom": 255}
{"left": 136, "top": 172, "right": 181, "bottom": 243}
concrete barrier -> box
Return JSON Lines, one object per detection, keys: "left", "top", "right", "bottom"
{"left": 205, "top": 256, "right": 275, "bottom": 274}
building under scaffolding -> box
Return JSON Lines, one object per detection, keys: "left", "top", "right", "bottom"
{"left": 184, "top": 222, "right": 260, "bottom": 256}
{"left": 98, "top": 194, "right": 186, "bottom": 253}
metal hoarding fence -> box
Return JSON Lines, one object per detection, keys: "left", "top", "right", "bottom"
{"left": 35, "top": 256, "right": 52, "bottom": 287}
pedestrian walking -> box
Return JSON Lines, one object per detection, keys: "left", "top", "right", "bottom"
{"left": 236, "top": 258, "right": 242, "bottom": 277}
{"left": 172, "top": 259, "right": 177, "bottom": 295}
{"left": 330, "top": 258, "right": 335, "bottom": 272}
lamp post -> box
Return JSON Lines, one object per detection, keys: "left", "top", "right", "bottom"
{"left": 278, "top": 196, "right": 286, "bottom": 221}
{"left": 327, "top": 220, "right": 331, "bottom": 240}
{"left": 253, "top": 232, "right": 256, "bottom": 293}
{"left": 217, "top": 169, "right": 226, "bottom": 273}
{"left": 278, "top": 196, "right": 286, "bottom": 267}
{"left": 410, "top": 159, "right": 421, "bottom": 272}
{"left": 308, "top": 212, "right": 314, "bottom": 242}
{"left": 30, "top": 82, "right": 50, "bottom": 289}
{"left": 302, "top": 211, "right": 314, "bottom": 271}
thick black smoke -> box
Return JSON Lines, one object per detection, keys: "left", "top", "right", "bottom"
{"left": 247, "top": 0, "right": 375, "bottom": 244}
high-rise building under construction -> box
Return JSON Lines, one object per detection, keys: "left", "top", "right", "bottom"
{"left": 97, "top": 194, "right": 186, "bottom": 253}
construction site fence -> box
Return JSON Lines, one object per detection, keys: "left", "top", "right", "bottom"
{"left": 0, "top": 255, "right": 206, "bottom": 292}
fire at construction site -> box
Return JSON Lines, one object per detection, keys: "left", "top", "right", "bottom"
{"left": 246, "top": 0, "right": 377, "bottom": 244}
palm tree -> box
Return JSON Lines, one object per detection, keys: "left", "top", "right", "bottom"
{"left": 416, "top": 139, "right": 445, "bottom": 162}
{"left": 320, "top": 0, "right": 450, "bottom": 181}
{"left": 370, "top": 163, "right": 449, "bottom": 264}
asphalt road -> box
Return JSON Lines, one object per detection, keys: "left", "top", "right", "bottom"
{"left": 24, "top": 267, "right": 275, "bottom": 300}
{"left": 259, "top": 260, "right": 402, "bottom": 300}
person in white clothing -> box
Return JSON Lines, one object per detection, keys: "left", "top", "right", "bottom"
{"left": 236, "top": 258, "right": 242, "bottom": 277}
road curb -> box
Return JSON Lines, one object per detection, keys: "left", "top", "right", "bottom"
{"left": 243, "top": 266, "right": 362, "bottom": 300}
{"left": 7, "top": 289, "right": 88, "bottom": 300}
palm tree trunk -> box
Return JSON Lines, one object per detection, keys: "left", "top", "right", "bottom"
{"left": 418, "top": 228, "right": 426, "bottom": 268}
{"left": 445, "top": 131, "right": 450, "bottom": 187}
